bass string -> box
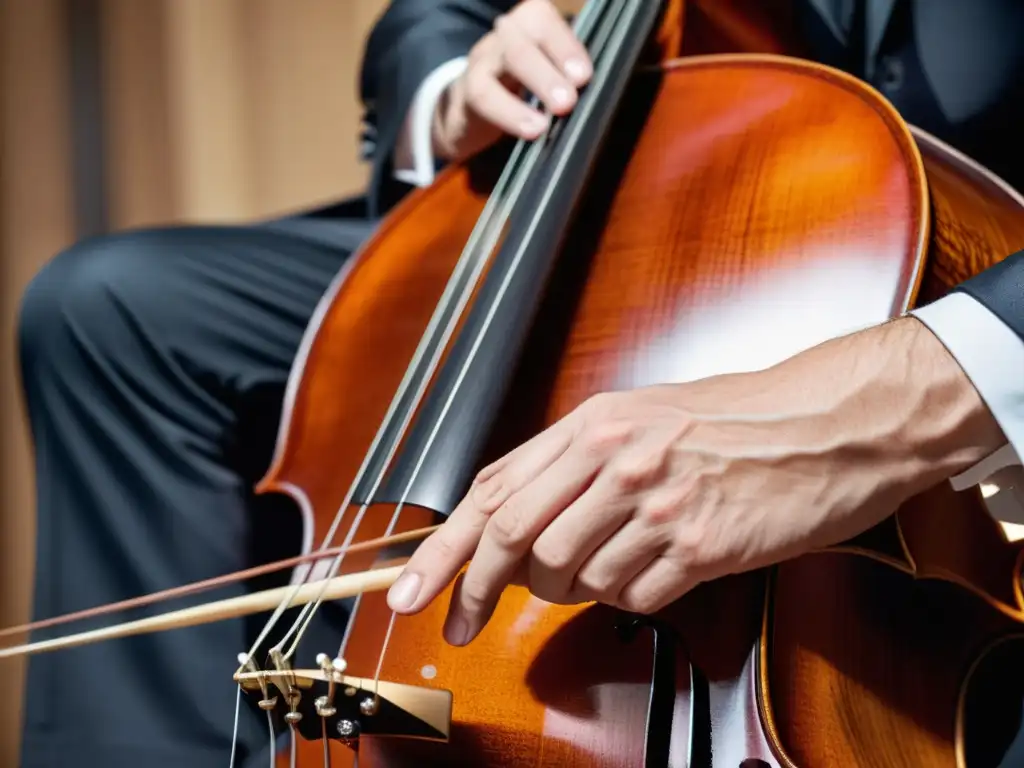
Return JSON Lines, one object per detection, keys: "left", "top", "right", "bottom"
{"left": 0, "top": 0, "right": 609, "bottom": 657}
{"left": 273, "top": 100, "right": 553, "bottom": 662}
{"left": 364, "top": 0, "right": 639, "bottom": 690}
{"left": 319, "top": 0, "right": 627, "bottom": 673}
{"left": 271, "top": 0, "right": 623, "bottom": 667}
{"left": 240, "top": 132, "right": 549, "bottom": 765}
{"left": 236, "top": 49, "right": 561, "bottom": 663}
{"left": 248, "top": 0, "right": 632, "bottom": 691}
{"left": 289, "top": 0, "right": 637, "bottom": 678}
{"left": 245, "top": 214, "right": 498, "bottom": 664}
{"left": 280, "top": 120, "right": 555, "bottom": 662}
{"left": 0, "top": 1, "right": 634, "bottom": 665}
{"left": 238, "top": 58, "right": 557, "bottom": 672}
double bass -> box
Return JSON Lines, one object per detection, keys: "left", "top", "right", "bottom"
{"left": 5, "top": 0, "right": 1024, "bottom": 765}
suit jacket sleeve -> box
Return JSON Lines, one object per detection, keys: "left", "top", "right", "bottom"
{"left": 912, "top": 250, "right": 1024, "bottom": 511}
{"left": 359, "top": 0, "right": 517, "bottom": 216}
{"left": 954, "top": 250, "right": 1024, "bottom": 340}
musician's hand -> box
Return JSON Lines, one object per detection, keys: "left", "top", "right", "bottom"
{"left": 387, "top": 318, "right": 1004, "bottom": 646}
{"left": 432, "top": 0, "right": 592, "bottom": 163}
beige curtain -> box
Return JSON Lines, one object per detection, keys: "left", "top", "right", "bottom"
{"left": 0, "top": 0, "right": 389, "bottom": 759}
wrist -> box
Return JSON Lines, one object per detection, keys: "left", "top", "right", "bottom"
{"left": 431, "top": 80, "right": 464, "bottom": 163}
{"left": 861, "top": 317, "right": 1006, "bottom": 494}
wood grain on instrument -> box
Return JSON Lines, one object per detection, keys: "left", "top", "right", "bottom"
{"left": 259, "top": 51, "right": 1024, "bottom": 767}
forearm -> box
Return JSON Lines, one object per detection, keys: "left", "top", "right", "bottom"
{"left": 881, "top": 316, "right": 1009, "bottom": 492}
{"left": 699, "top": 315, "right": 1008, "bottom": 504}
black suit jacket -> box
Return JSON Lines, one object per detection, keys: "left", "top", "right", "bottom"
{"left": 799, "top": 0, "right": 1024, "bottom": 336}
{"left": 802, "top": 0, "right": 1024, "bottom": 194}
{"left": 357, "top": 0, "right": 1022, "bottom": 339}
{"left": 359, "top": 0, "right": 515, "bottom": 217}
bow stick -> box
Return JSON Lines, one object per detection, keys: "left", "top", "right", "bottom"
{"left": 0, "top": 563, "right": 405, "bottom": 660}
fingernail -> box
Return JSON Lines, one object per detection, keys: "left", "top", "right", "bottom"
{"left": 550, "top": 86, "right": 572, "bottom": 108}
{"left": 521, "top": 113, "right": 549, "bottom": 136}
{"left": 564, "top": 59, "right": 590, "bottom": 83}
{"left": 387, "top": 572, "right": 421, "bottom": 612}
{"left": 444, "top": 615, "right": 470, "bottom": 646}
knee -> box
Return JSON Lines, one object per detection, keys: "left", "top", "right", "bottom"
{"left": 18, "top": 231, "right": 161, "bottom": 376}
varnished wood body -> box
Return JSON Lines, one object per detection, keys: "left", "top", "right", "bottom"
{"left": 258, "top": 49, "right": 1024, "bottom": 767}
{"left": 761, "top": 126, "right": 1024, "bottom": 767}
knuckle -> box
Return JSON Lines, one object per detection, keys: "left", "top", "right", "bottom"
{"left": 530, "top": 538, "right": 574, "bottom": 573}
{"left": 517, "top": 0, "right": 560, "bottom": 36}
{"left": 575, "top": 570, "right": 615, "bottom": 598}
{"left": 498, "top": 38, "right": 529, "bottom": 67}
{"left": 621, "top": 589, "right": 660, "bottom": 615}
{"left": 468, "top": 33, "right": 495, "bottom": 63}
{"left": 422, "top": 531, "right": 460, "bottom": 566}
{"left": 459, "top": 578, "right": 492, "bottom": 612}
{"left": 583, "top": 391, "right": 617, "bottom": 414}
{"left": 470, "top": 474, "right": 508, "bottom": 515}
{"left": 638, "top": 483, "right": 690, "bottom": 525}
{"left": 609, "top": 452, "right": 665, "bottom": 493}
{"left": 638, "top": 497, "right": 676, "bottom": 526}
{"left": 487, "top": 501, "right": 530, "bottom": 548}
{"left": 608, "top": 464, "right": 643, "bottom": 493}
{"left": 472, "top": 459, "right": 501, "bottom": 486}
{"left": 671, "top": 524, "right": 707, "bottom": 566}
{"left": 492, "top": 12, "right": 515, "bottom": 37}
{"left": 579, "top": 420, "right": 633, "bottom": 457}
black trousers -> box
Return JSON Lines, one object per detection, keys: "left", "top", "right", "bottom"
{"left": 17, "top": 201, "right": 376, "bottom": 767}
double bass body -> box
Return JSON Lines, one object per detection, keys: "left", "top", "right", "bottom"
{"left": 258, "top": 5, "right": 1024, "bottom": 766}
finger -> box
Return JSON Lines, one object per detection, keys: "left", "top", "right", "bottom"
{"left": 569, "top": 520, "right": 669, "bottom": 605}
{"left": 386, "top": 419, "right": 574, "bottom": 614}
{"left": 525, "top": 477, "right": 632, "bottom": 603}
{"left": 385, "top": 520, "right": 483, "bottom": 616}
{"left": 528, "top": 435, "right": 672, "bottom": 601}
{"left": 472, "top": 415, "right": 575, "bottom": 493}
{"left": 616, "top": 554, "right": 695, "bottom": 615}
{"left": 571, "top": 471, "right": 692, "bottom": 602}
{"left": 513, "top": 0, "right": 593, "bottom": 86}
{"left": 493, "top": 14, "right": 579, "bottom": 117}
{"left": 472, "top": 412, "right": 580, "bottom": 518}
{"left": 463, "top": 46, "right": 549, "bottom": 139}
{"left": 443, "top": 438, "right": 607, "bottom": 645}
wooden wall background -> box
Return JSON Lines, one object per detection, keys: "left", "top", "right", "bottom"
{"left": 0, "top": 0, "right": 391, "bottom": 760}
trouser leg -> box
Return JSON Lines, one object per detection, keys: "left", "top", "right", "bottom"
{"left": 17, "top": 217, "right": 370, "bottom": 768}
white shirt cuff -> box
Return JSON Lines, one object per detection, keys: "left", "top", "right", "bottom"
{"left": 393, "top": 57, "right": 468, "bottom": 188}
{"left": 910, "top": 291, "right": 1024, "bottom": 504}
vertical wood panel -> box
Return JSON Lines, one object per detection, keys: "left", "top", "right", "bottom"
{"left": 245, "top": 0, "right": 382, "bottom": 213}
{"left": 162, "top": 0, "right": 254, "bottom": 221}
{"left": 0, "top": 0, "right": 77, "bottom": 763}
{"left": 99, "top": 0, "right": 174, "bottom": 230}
{"left": 101, "top": 0, "right": 389, "bottom": 227}
{"left": 0, "top": 0, "right": 396, "bottom": 761}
